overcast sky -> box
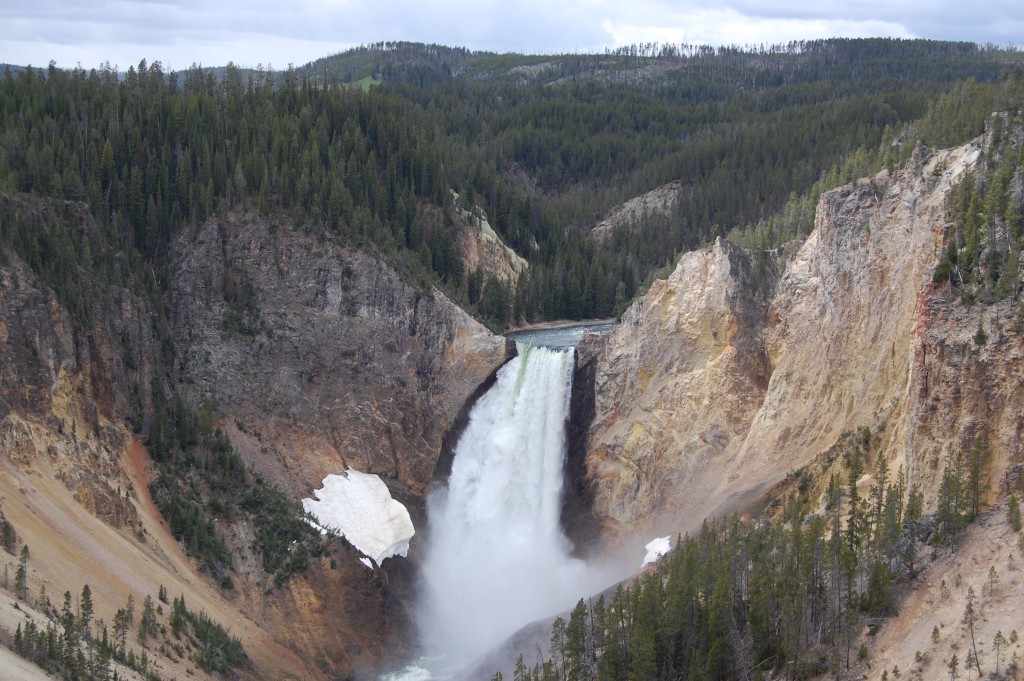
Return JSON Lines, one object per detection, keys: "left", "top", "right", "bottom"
{"left": 2, "top": 0, "right": 1022, "bottom": 72}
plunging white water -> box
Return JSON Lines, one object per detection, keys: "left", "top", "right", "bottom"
{"left": 415, "top": 343, "right": 614, "bottom": 676}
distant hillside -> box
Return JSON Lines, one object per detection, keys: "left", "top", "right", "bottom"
{"left": 4, "top": 40, "right": 1022, "bottom": 330}
{"left": 297, "top": 38, "right": 1011, "bottom": 88}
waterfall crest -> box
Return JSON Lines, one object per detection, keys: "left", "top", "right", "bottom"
{"left": 417, "top": 343, "right": 604, "bottom": 673}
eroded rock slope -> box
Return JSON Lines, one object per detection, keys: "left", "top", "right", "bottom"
{"left": 0, "top": 203, "right": 509, "bottom": 680}
{"left": 582, "top": 139, "right": 1022, "bottom": 547}
{"left": 168, "top": 212, "right": 509, "bottom": 503}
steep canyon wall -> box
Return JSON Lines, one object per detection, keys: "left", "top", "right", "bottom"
{"left": 0, "top": 203, "right": 509, "bottom": 679}
{"left": 579, "top": 139, "right": 1023, "bottom": 547}
{"left": 168, "top": 212, "right": 508, "bottom": 503}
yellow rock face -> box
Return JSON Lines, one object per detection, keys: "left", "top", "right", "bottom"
{"left": 584, "top": 140, "right": 1022, "bottom": 548}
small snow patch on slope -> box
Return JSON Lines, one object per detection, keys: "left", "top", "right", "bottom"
{"left": 303, "top": 469, "right": 415, "bottom": 567}
{"left": 642, "top": 536, "right": 671, "bottom": 567}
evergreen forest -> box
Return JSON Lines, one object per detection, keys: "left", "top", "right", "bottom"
{"left": 3, "top": 39, "right": 1023, "bottom": 327}
{"left": 3, "top": 38, "right": 1024, "bottom": 679}
{"left": 497, "top": 441, "right": 1024, "bottom": 681}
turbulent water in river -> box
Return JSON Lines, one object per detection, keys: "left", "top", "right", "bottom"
{"left": 405, "top": 342, "right": 615, "bottom": 678}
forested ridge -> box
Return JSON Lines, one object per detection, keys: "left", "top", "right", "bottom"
{"left": 1, "top": 38, "right": 1024, "bottom": 639}
{"left": 3, "top": 39, "right": 1023, "bottom": 327}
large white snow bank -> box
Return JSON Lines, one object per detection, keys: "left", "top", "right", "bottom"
{"left": 302, "top": 469, "right": 415, "bottom": 567}
{"left": 642, "top": 536, "right": 671, "bottom": 567}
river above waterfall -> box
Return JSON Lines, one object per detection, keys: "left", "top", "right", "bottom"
{"left": 505, "top": 320, "right": 615, "bottom": 349}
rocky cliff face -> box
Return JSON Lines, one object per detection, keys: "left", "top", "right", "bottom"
{"left": 0, "top": 224, "right": 319, "bottom": 680}
{"left": 579, "top": 238, "right": 773, "bottom": 544}
{"left": 590, "top": 181, "right": 681, "bottom": 242}
{"left": 0, "top": 246, "right": 151, "bottom": 532}
{"left": 579, "top": 139, "right": 1021, "bottom": 547}
{"left": 166, "top": 211, "right": 510, "bottom": 672}
{"left": 452, "top": 200, "right": 529, "bottom": 284}
{"left": 0, "top": 202, "right": 510, "bottom": 679}
{"left": 906, "top": 263, "right": 1024, "bottom": 510}
{"left": 168, "top": 211, "right": 509, "bottom": 503}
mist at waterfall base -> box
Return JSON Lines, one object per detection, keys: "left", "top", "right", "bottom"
{"left": 398, "top": 343, "right": 626, "bottom": 679}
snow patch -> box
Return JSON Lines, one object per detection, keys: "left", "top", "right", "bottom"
{"left": 302, "top": 469, "right": 415, "bottom": 565}
{"left": 642, "top": 536, "right": 671, "bottom": 567}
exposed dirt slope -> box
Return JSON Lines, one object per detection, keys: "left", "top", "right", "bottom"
{"left": 850, "top": 502, "right": 1024, "bottom": 680}
{"left": 0, "top": 436, "right": 309, "bottom": 679}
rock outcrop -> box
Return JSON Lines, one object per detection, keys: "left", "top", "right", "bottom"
{"left": 0, "top": 222, "right": 314, "bottom": 680}
{"left": 580, "top": 139, "right": 1023, "bottom": 547}
{"left": 452, "top": 195, "right": 529, "bottom": 283}
{"left": 168, "top": 211, "right": 509, "bottom": 504}
{"left": 590, "top": 181, "right": 681, "bottom": 242}
{"left": 165, "top": 211, "right": 510, "bottom": 672}
{"left": 580, "top": 237, "right": 774, "bottom": 545}
{"left": 0, "top": 244, "right": 151, "bottom": 532}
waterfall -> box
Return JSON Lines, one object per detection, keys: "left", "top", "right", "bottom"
{"left": 413, "top": 342, "right": 610, "bottom": 676}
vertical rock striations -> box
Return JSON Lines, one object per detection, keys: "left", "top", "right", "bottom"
{"left": 582, "top": 239, "right": 774, "bottom": 545}
{"left": 580, "top": 139, "right": 1019, "bottom": 547}
{"left": 168, "top": 211, "right": 510, "bottom": 505}
{"left": 0, "top": 251, "right": 152, "bottom": 530}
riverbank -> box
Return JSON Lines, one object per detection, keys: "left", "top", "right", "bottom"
{"left": 506, "top": 317, "right": 616, "bottom": 333}
{"left": 505, "top": 319, "right": 616, "bottom": 350}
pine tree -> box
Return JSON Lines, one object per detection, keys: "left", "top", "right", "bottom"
{"left": 565, "top": 599, "right": 594, "bottom": 681}
{"left": 79, "top": 584, "right": 94, "bottom": 635}
{"left": 15, "top": 544, "right": 29, "bottom": 600}
{"left": 967, "top": 440, "right": 987, "bottom": 520}
{"left": 513, "top": 653, "right": 529, "bottom": 681}
{"left": 62, "top": 589, "right": 81, "bottom": 673}
{"left": 962, "top": 587, "right": 982, "bottom": 678}
{"left": 937, "top": 450, "right": 965, "bottom": 541}
{"left": 993, "top": 630, "right": 1008, "bottom": 675}
{"left": 973, "top": 319, "right": 988, "bottom": 345}
{"left": 81, "top": 584, "right": 96, "bottom": 680}
{"left": 0, "top": 504, "right": 16, "bottom": 554}
{"left": 551, "top": 616, "right": 567, "bottom": 681}
{"left": 1009, "top": 493, "right": 1021, "bottom": 532}
{"left": 986, "top": 566, "right": 999, "bottom": 597}
{"left": 139, "top": 594, "right": 157, "bottom": 643}
{"left": 171, "top": 594, "right": 187, "bottom": 637}
{"left": 113, "top": 608, "right": 128, "bottom": 655}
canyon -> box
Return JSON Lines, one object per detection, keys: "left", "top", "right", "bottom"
{"left": 2, "top": 126, "right": 1023, "bottom": 681}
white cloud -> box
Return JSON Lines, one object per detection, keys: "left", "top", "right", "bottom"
{"left": 602, "top": 9, "right": 914, "bottom": 48}
{"left": 0, "top": 0, "right": 1020, "bottom": 69}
